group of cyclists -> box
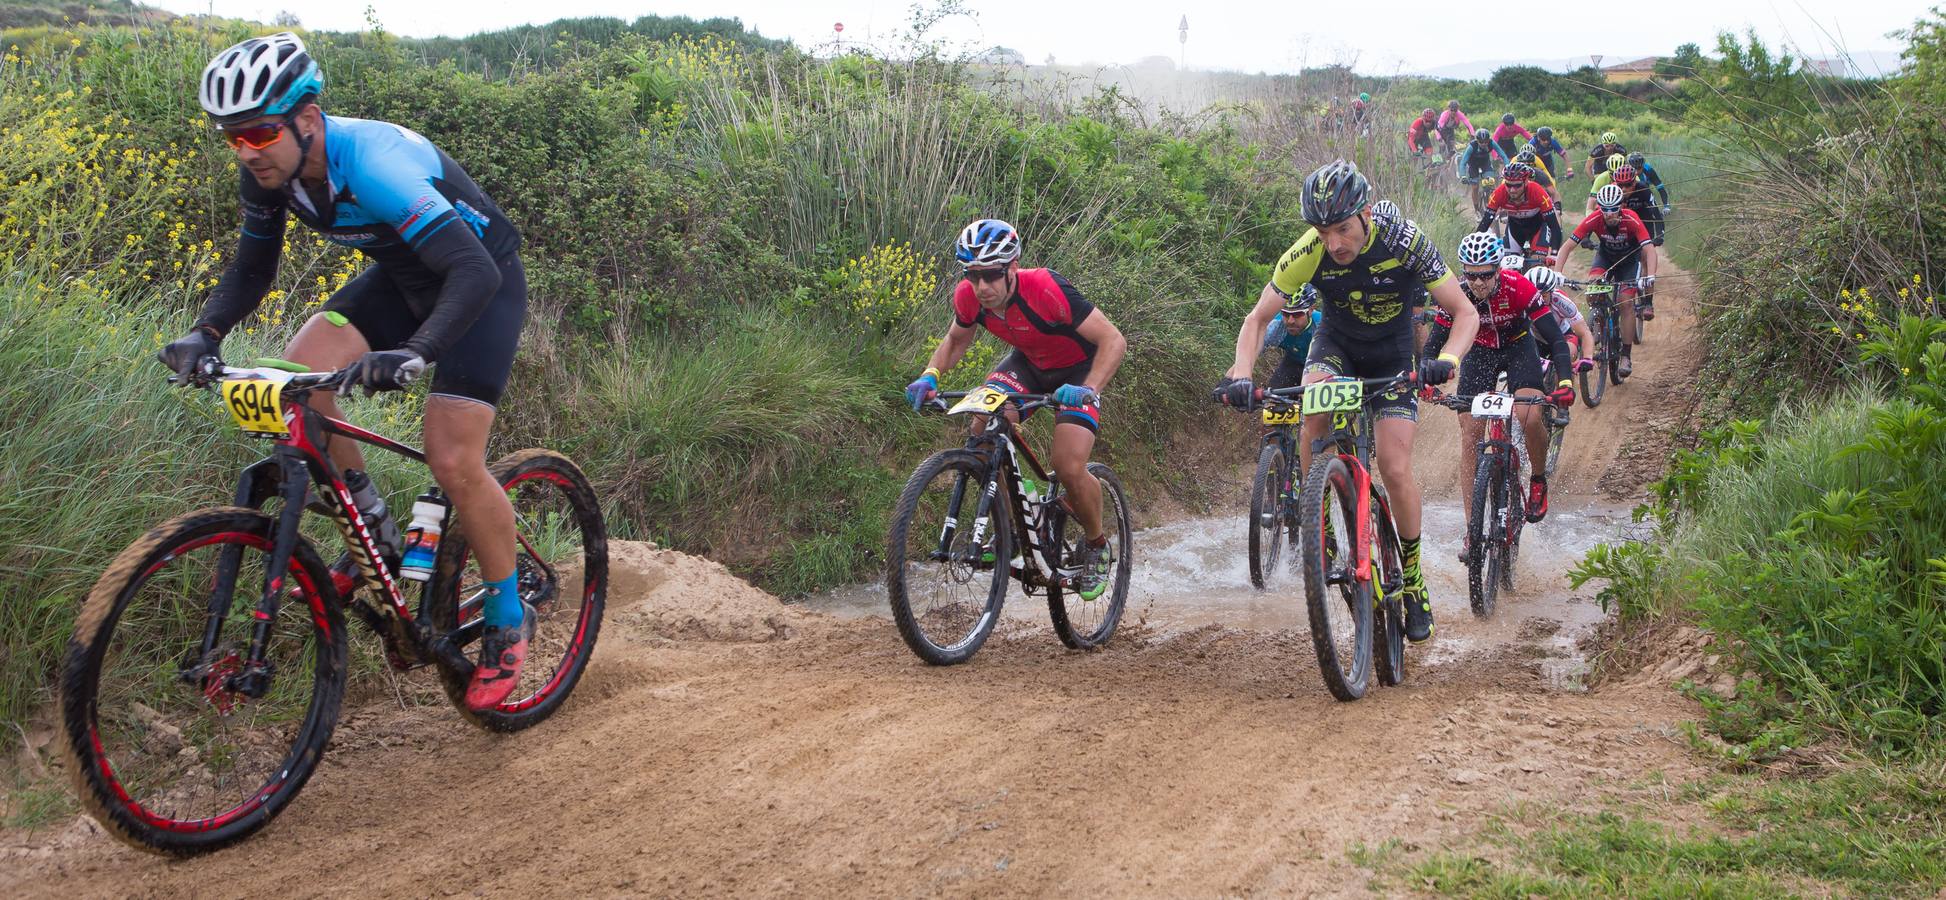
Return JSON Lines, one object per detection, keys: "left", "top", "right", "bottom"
{"left": 161, "top": 32, "right": 1670, "bottom": 692}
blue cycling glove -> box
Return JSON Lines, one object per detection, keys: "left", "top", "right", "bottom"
{"left": 1054, "top": 383, "right": 1098, "bottom": 408}
{"left": 905, "top": 371, "right": 939, "bottom": 411}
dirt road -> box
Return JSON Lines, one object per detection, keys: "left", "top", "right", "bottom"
{"left": 2, "top": 263, "right": 1709, "bottom": 897}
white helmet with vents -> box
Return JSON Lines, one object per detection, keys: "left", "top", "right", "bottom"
{"left": 199, "top": 32, "right": 323, "bottom": 125}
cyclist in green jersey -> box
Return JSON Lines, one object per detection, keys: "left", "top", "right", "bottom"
{"left": 1215, "top": 161, "right": 1479, "bottom": 642}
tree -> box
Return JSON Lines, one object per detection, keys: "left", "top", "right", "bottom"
{"left": 1655, "top": 43, "right": 1703, "bottom": 79}
{"left": 1488, "top": 65, "right": 1559, "bottom": 103}
{"left": 273, "top": 10, "right": 302, "bottom": 28}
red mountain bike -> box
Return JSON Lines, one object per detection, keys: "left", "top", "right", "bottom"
{"left": 59, "top": 360, "right": 606, "bottom": 855}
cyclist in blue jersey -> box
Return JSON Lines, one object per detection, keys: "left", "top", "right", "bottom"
{"left": 1241, "top": 283, "right": 1323, "bottom": 393}
{"left": 158, "top": 33, "right": 533, "bottom": 710}
{"left": 1530, "top": 126, "right": 1572, "bottom": 180}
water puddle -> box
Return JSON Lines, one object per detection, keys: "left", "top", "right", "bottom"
{"left": 799, "top": 496, "right": 1634, "bottom": 686}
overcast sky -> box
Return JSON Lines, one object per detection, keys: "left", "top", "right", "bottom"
{"left": 151, "top": 0, "right": 1919, "bottom": 75}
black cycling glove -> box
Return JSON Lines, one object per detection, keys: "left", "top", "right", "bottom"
{"left": 340, "top": 350, "right": 427, "bottom": 396}
{"left": 1214, "top": 376, "right": 1255, "bottom": 408}
{"left": 158, "top": 327, "right": 222, "bottom": 382}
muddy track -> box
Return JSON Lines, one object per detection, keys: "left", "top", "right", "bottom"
{"left": 3, "top": 261, "right": 1710, "bottom": 897}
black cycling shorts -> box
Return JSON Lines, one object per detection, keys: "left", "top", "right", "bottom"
{"left": 1631, "top": 202, "right": 1665, "bottom": 245}
{"left": 1303, "top": 325, "right": 1417, "bottom": 422}
{"left": 1424, "top": 324, "right": 1546, "bottom": 398}
{"left": 985, "top": 349, "right": 1100, "bottom": 433}
{"left": 1267, "top": 349, "right": 1308, "bottom": 391}
{"left": 1589, "top": 249, "right": 1642, "bottom": 286}
{"left": 323, "top": 255, "right": 527, "bottom": 407}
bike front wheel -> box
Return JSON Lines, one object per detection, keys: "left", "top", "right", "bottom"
{"left": 886, "top": 449, "right": 1010, "bottom": 664}
{"left": 61, "top": 507, "right": 347, "bottom": 856}
{"left": 1299, "top": 453, "right": 1373, "bottom": 701}
{"left": 1247, "top": 443, "right": 1288, "bottom": 590}
{"left": 1581, "top": 313, "right": 1610, "bottom": 408}
{"left": 1467, "top": 455, "right": 1502, "bottom": 618}
{"left": 432, "top": 449, "right": 608, "bottom": 733}
{"left": 1047, "top": 462, "right": 1132, "bottom": 650}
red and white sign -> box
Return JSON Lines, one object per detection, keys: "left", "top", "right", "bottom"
{"left": 834, "top": 22, "right": 844, "bottom": 33}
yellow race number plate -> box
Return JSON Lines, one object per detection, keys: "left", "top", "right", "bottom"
{"left": 220, "top": 378, "right": 289, "bottom": 435}
{"left": 1300, "top": 380, "right": 1364, "bottom": 416}
{"left": 947, "top": 386, "right": 1010, "bottom": 415}
{"left": 1261, "top": 406, "right": 1302, "bottom": 426}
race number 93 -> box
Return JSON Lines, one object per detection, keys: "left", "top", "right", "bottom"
{"left": 1300, "top": 380, "right": 1363, "bottom": 416}
{"left": 220, "top": 378, "right": 289, "bottom": 435}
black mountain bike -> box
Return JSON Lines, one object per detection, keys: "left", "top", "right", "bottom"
{"left": 61, "top": 361, "right": 606, "bottom": 856}
{"left": 1425, "top": 387, "right": 1550, "bottom": 617}
{"left": 1227, "top": 394, "right": 1304, "bottom": 589}
{"left": 1565, "top": 276, "right": 1625, "bottom": 407}
{"left": 1262, "top": 374, "right": 1413, "bottom": 701}
{"left": 886, "top": 387, "right": 1133, "bottom": 664}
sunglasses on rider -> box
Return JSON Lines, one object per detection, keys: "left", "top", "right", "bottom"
{"left": 1462, "top": 268, "right": 1500, "bottom": 281}
{"left": 963, "top": 267, "right": 1008, "bottom": 284}
{"left": 220, "top": 117, "right": 294, "bottom": 151}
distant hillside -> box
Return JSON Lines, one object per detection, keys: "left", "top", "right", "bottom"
{"left": 0, "top": 0, "right": 169, "bottom": 28}
{"left": 321, "top": 15, "right": 791, "bottom": 76}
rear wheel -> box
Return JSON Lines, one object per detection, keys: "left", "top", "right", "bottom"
{"left": 1371, "top": 488, "right": 1407, "bottom": 688}
{"left": 887, "top": 450, "right": 1010, "bottom": 664}
{"left": 433, "top": 450, "right": 607, "bottom": 733}
{"left": 61, "top": 507, "right": 346, "bottom": 856}
{"left": 1300, "top": 453, "right": 1372, "bottom": 701}
{"left": 1048, "top": 462, "right": 1132, "bottom": 650}
{"left": 1247, "top": 443, "right": 1288, "bottom": 590}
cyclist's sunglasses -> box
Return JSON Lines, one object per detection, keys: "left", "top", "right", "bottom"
{"left": 962, "top": 267, "right": 1008, "bottom": 284}
{"left": 1462, "top": 268, "right": 1500, "bottom": 281}
{"left": 220, "top": 117, "right": 294, "bottom": 151}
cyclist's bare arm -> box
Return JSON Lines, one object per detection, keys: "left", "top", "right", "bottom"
{"left": 1225, "top": 282, "right": 1288, "bottom": 378}
{"left": 1429, "top": 278, "right": 1479, "bottom": 360}
{"left": 1074, "top": 310, "right": 1126, "bottom": 391}
{"left": 923, "top": 321, "right": 980, "bottom": 374}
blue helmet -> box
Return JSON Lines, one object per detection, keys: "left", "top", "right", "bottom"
{"left": 956, "top": 219, "right": 1021, "bottom": 268}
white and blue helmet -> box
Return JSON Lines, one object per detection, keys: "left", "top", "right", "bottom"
{"left": 1456, "top": 231, "right": 1504, "bottom": 267}
{"left": 956, "top": 219, "right": 1021, "bottom": 268}
{"left": 199, "top": 32, "right": 324, "bottom": 125}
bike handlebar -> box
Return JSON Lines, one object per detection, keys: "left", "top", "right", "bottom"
{"left": 927, "top": 390, "right": 1059, "bottom": 415}
{"left": 1420, "top": 388, "right": 1556, "bottom": 413}
{"left": 170, "top": 359, "right": 349, "bottom": 393}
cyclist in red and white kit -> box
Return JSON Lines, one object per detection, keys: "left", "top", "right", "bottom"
{"left": 1558, "top": 185, "right": 1658, "bottom": 380}
{"left": 1424, "top": 233, "right": 1575, "bottom": 530}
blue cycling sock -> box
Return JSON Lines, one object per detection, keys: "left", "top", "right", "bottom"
{"left": 482, "top": 573, "right": 523, "bottom": 629}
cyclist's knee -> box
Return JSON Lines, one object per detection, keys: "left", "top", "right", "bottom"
{"left": 287, "top": 312, "right": 368, "bottom": 367}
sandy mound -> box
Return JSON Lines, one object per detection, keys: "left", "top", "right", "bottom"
{"left": 606, "top": 540, "right": 813, "bottom": 644}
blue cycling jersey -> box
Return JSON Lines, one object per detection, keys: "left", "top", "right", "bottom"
{"left": 236, "top": 116, "right": 520, "bottom": 290}
{"left": 199, "top": 115, "right": 523, "bottom": 362}
{"left": 1262, "top": 309, "right": 1321, "bottom": 357}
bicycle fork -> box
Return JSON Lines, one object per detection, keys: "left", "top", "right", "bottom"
{"left": 191, "top": 452, "right": 310, "bottom": 700}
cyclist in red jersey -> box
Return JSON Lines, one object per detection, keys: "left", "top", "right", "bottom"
{"left": 1427, "top": 233, "right": 1575, "bottom": 529}
{"left": 1558, "top": 185, "right": 1657, "bottom": 379}
{"left": 907, "top": 219, "right": 1128, "bottom": 597}
{"left": 1478, "top": 164, "right": 1563, "bottom": 266}
{"left": 1407, "top": 108, "right": 1439, "bottom": 159}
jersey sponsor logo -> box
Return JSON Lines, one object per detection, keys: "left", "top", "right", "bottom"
{"left": 327, "top": 231, "right": 381, "bottom": 246}
{"left": 398, "top": 194, "right": 438, "bottom": 231}
{"left": 453, "top": 199, "right": 490, "bottom": 238}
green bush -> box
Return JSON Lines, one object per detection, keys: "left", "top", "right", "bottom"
{"left": 1574, "top": 312, "right": 1946, "bottom": 752}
